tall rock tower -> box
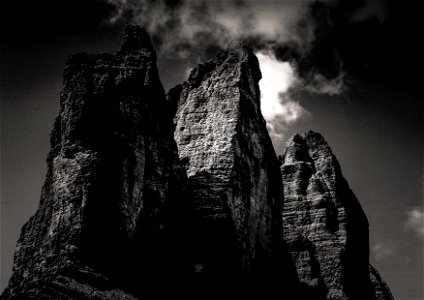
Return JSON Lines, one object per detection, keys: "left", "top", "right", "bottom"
{"left": 1, "top": 25, "right": 188, "bottom": 299}
{"left": 169, "top": 47, "right": 295, "bottom": 276}
{"left": 281, "top": 131, "right": 394, "bottom": 300}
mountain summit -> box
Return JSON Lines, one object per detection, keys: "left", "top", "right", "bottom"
{"left": 1, "top": 25, "right": 393, "bottom": 300}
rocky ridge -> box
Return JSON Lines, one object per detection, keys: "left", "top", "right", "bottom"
{"left": 2, "top": 25, "right": 394, "bottom": 300}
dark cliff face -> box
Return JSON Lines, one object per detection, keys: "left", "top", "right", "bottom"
{"left": 2, "top": 25, "right": 394, "bottom": 300}
{"left": 281, "top": 132, "right": 393, "bottom": 300}
{"left": 1, "top": 25, "right": 188, "bottom": 299}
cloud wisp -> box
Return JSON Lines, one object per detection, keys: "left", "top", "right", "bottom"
{"left": 102, "top": 0, "right": 388, "bottom": 144}
{"left": 108, "top": 0, "right": 315, "bottom": 57}
{"left": 405, "top": 207, "right": 424, "bottom": 238}
{"left": 371, "top": 241, "right": 395, "bottom": 262}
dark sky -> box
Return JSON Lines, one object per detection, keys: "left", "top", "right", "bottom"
{"left": 1, "top": 1, "right": 422, "bottom": 298}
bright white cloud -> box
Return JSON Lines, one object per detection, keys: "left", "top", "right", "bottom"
{"left": 256, "top": 50, "right": 308, "bottom": 143}
{"left": 405, "top": 207, "right": 424, "bottom": 238}
{"left": 257, "top": 51, "right": 299, "bottom": 120}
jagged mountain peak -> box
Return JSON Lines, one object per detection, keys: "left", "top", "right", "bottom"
{"left": 1, "top": 26, "right": 394, "bottom": 300}
{"left": 283, "top": 131, "right": 345, "bottom": 189}
{"left": 281, "top": 131, "right": 393, "bottom": 300}
{"left": 184, "top": 45, "right": 261, "bottom": 89}
{"left": 1, "top": 25, "right": 187, "bottom": 299}
{"left": 285, "top": 131, "right": 332, "bottom": 161}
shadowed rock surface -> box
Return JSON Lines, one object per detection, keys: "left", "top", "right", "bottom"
{"left": 370, "top": 264, "right": 395, "bottom": 300}
{"left": 1, "top": 25, "right": 188, "bottom": 299}
{"left": 281, "top": 131, "right": 394, "bottom": 300}
{"left": 169, "top": 47, "right": 296, "bottom": 277}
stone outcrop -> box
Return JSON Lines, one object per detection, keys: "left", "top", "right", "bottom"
{"left": 1, "top": 25, "right": 188, "bottom": 299}
{"left": 280, "top": 131, "right": 393, "bottom": 300}
{"left": 2, "top": 25, "right": 394, "bottom": 300}
{"left": 169, "top": 47, "right": 295, "bottom": 276}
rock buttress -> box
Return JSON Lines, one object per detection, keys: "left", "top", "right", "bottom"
{"left": 1, "top": 25, "right": 188, "bottom": 299}
{"left": 281, "top": 131, "right": 393, "bottom": 300}
{"left": 169, "top": 47, "right": 296, "bottom": 278}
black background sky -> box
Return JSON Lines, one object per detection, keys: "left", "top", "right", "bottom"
{"left": 1, "top": 1, "right": 422, "bottom": 298}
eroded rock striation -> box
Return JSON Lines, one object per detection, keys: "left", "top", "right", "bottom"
{"left": 1, "top": 25, "right": 188, "bottom": 299}
{"left": 281, "top": 131, "right": 394, "bottom": 300}
{"left": 2, "top": 25, "right": 394, "bottom": 299}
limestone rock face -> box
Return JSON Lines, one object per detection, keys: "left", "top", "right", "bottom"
{"left": 1, "top": 25, "right": 187, "bottom": 299}
{"left": 1, "top": 25, "right": 395, "bottom": 300}
{"left": 169, "top": 47, "right": 294, "bottom": 275}
{"left": 281, "top": 131, "right": 393, "bottom": 300}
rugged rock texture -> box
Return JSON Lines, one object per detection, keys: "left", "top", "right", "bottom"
{"left": 1, "top": 25, "right": 188, "bottom": 299}
{"left": 169, "top": 47, "right": 295, "bottom": 276}
{"left": 281, "top": 131, "right": 393, "bottom": 300}
{"left": 370, "top": 265, "right": 395, "bottom": 300}
{"left": 2, "top": 25, "right": 394, "bottom": 300}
